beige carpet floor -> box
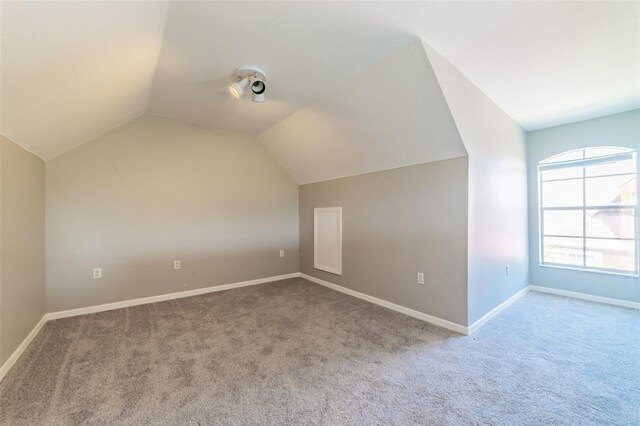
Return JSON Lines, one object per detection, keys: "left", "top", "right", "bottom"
{"left": 1, "top": 277, "right": 639, "bottom": 425}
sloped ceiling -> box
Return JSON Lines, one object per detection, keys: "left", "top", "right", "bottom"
{"left": 259, "top": 39, "right": 467, "bottom": 184}
{"left": 0, "top": 1, "right": 169, "bottom": 161}
{"left": 146, "top": 1, "right": 415, "bottom": 136}
{"left": 1, "top": 1, "right": 638, "bottom": 163}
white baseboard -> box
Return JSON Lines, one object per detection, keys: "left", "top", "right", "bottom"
{"left": 529, "top": 285, "right": 640, "bottom": 310}
{"left": 46, "top": 273, "right": 301, "bottom": 320}
{"left": 300, "top": 273, "right": 469, "bottom": 335}
{"left": 9, "top": 274, "right": 633, "bottom": 383}
{"left": 0, "top": 272, "right": 300, "bottom": 382}
{"left": 467, "top": 286, "right": 530, "bottom": 335}
{"left": 0, "top": 315, "right": 48, "bottom": 382}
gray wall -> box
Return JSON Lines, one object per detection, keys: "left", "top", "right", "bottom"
{"left": 46, "top": 115, "right": 299, "bottom": 312}
{"left": 527, "top": 109, "right": 640, "bottom": 302}
{"left": 299, "top": 157, "right": 469, "bottom": 326}
{"left": 1, "top": 136, "right": 46, "bottom": 365}
{"left": 423, "top": 41, "right": 529, "bottom": 325}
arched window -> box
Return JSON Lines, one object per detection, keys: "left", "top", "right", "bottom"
{"left": 539, "top": 147, "right": 638, "bottom": 274}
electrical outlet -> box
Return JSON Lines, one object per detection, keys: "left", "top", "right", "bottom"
{"left": 417, "top": 272, "right": 424, "bottom": 285}
{"left": 174, "top": 260, "right": 181, "bottom": 270}
{"left": 506, "top": 264, "right": 510, "bottom": 276}
{"left": 280, "top": 250, "right": 284, "bottom": 258}
{"left": 93, "top": 268, "right": 102, "bottom": 279}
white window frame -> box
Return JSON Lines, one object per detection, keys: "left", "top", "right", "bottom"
{"left": 538, "top": 147, "right": 639, "bottom": 276}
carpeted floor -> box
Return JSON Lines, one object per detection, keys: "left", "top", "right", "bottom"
{"left": 1, "top": 278, "right": 638, "bottom": 425}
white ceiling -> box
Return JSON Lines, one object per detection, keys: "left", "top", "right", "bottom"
{"left": 146, "top": 1, "right": 415, "bottom": 136}
{"left": 1, "top": 1, "right": 638, "bottom": 161}
{"left": 260, "top": 39, "right": 467, "bottom": 184}
{"left": 0, "top": 1, "right": 169, "bottom": 161}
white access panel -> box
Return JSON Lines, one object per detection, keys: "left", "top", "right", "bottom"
{"left": 314, "top": 207, "right": 342, "bottom": 275}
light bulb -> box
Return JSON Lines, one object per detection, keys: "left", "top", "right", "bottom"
{"left": 228, "top": 78, "right": 249, "bottom": 99}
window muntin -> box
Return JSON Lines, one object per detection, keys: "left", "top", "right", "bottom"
{"left": 539, "top": 147, "right": 638, "bottom": 275}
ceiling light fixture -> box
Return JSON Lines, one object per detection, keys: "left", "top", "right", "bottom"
{"left": 229, "top": 67, "right": 267, "bottom": 103}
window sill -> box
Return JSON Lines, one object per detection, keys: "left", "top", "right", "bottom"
{"left": 539, "top": 263, "right": 639, "bottom": 278}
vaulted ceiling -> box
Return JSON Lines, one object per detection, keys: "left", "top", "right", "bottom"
{"left": 260, "top": 39, "right": 468, "bottom": 184}
{"left": 1, "top": 1, "right": 638, "bottom": 163}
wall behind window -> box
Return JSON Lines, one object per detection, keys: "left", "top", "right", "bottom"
{"left": 527, "top": 109, "right": 640, "bottom": 302}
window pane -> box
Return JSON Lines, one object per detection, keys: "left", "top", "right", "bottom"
{"left": 543, "top": 210, "right": 583, "bottom": 237}
{"left": 541, "top": 167, "right": 583, "bottom": 181}
{"left": 586, "top": 208, "right": 636, "bottom": 239}
{"left": 585, "top": 238, "right": 636, "bottom": 272}
{"left": 542, "top": 179, "right": 583, "bottom": 207}
{"left": 585, "top": 157, "right": 636, "bottom": 177}
{"left": 585, "top": 175, "right": 637, "bottom": 206}
{"left": 543, "top": 236, "right": 584, "bottom": 266}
